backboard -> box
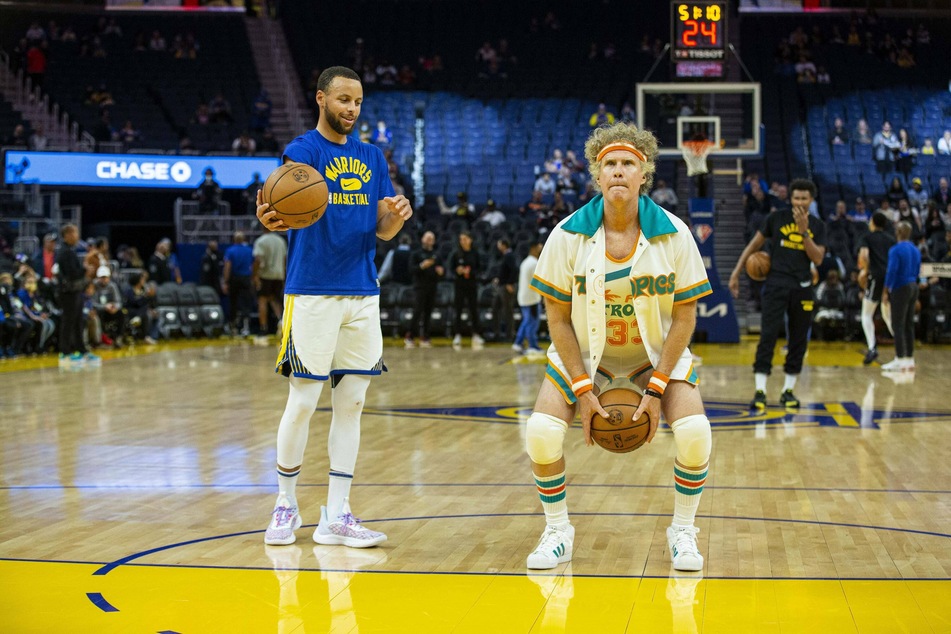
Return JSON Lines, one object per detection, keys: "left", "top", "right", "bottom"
{"left": 635, "top": 82, "right": 762, "bottom": 159}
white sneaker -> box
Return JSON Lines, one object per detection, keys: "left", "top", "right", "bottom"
{"left": 512, "top": 343, "right": 524, "bottom": 353}
{"left": 881, "top": 358, "right": 902, "bottom": 372}
{"left": 419, "top": 339, "right": 432, "bottom": 348}
{"left": 900, "top": 358, "right": 916, "bottom": 372}
{"left": 264, "top": 498, "right": 302, "bottom": 545}
{"left": 472, "top": 334, "right": 485, "bottom": 348}
{"left": 526, "top": 347, "right": 545, "bottom": 356}
{"left": 526, "top": 524, "right": 574, "bottom": 569}
{"left": 313, "top": 498, "right": 386, "bottom": 548}
{"left": 667, "top": 525, "right": 703, "bottom": 571}
{"left": 452, "top": 334, "right": 462, "bottom": 347}
{"left": 404, "top": 338, "right": 416, "bottom": 349}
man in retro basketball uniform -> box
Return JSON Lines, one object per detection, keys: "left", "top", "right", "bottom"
{"left": 525, "top": 122, "right": 714, "bottom": 572}
{"left": 729, "top": 179, "right": 827, "bottom": 411}
{"left": 256, "top": 66, "right": 413, "bottom": 547}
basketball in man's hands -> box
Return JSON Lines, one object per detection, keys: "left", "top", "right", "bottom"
{"left": 262, "top": 162, "right": 329, "bottom": 229}
{"left": 590, "top": 389, "right": 651, "bottom": 454}
{"left": 745, "top": 251, "right": 771, "bottom": 282}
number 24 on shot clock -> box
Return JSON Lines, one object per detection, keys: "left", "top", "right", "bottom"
{"left": 671, "top": 1, "right": 728, "bottom": 61}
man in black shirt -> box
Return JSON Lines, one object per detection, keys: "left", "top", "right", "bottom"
{"left": 492, "top": 239, "right": 519, "bottom": 341}
{"left": 449, "top": 231, "right": 484, "bottom": 348}
{"left": 729, "top": 179, "right": 827, "bottom": 410}
{"left": 148, "top": 239, "right": 173, "bottom": 285}
{"left": 200, "top": 240, "right": 222, "bottom": 292}
{"left": 407, "top": 231, "right": 444, "bottom": 347}
{"left": 55, "top": 224, "right": 90, "bottom": 361}
{"left": 856, "top": 212, "right": 896, "bottom": 364}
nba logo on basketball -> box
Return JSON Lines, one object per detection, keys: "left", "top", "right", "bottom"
{"left": 694, "top": 224, "right": 713, "bottom": 244}
{"left": 292, "top": 169, "right": 310, "bottom": 183}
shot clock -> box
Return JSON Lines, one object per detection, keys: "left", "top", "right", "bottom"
{"left": 670, "top": 1, "right": 728, "bottom": 77}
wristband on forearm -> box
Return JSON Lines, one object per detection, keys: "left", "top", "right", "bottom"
{"left": 646, "top": 370, "right": 669, "bottom": 398}
{"left": 571, "top": 373, "right": 593, "bottom": 397}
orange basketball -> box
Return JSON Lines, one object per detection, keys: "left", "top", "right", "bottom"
{"left": 745, "top": 251, "right": 771, "bottom": 282}
{"left": 589, "top": 388, "right": 651, "bottom": 454}
{"left": 262, "top": 162, "right": 329, "bottom": 229}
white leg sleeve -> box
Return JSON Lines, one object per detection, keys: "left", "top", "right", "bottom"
{"left": 861, "top": 298, "right": 878, "bottom": 350}
{"left": 276, "top": 376, "right": 323, "bottom": 468}
{"left": 526, "top": 413, "right": 569, "bottom": 465}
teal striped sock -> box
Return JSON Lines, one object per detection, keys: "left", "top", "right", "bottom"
{"left": 673, "top": 463, "right": 707, "bottom": 526}
{"left": 535, "top": 471, "right": 569, "bottom": 528}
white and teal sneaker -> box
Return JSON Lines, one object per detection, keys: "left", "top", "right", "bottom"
{"left": 667, "top": 524, "right": 704, "bottom": 571}
{"left": 526, "top": 524, "right": 574, "bottom": 569}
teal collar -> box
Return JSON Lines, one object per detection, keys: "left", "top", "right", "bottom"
{"left": 561, "top": 194, "right": 677, "bottom": 239}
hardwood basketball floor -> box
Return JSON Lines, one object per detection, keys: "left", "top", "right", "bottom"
{"left": 1, "top": 337, "right": 950, "bottom": 633}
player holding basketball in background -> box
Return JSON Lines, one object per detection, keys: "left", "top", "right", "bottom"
{"left": 728, "top": 179, "right": 827, "bottom": 410}
{"left": 856, "top": 212, "right": 895, "bottom": 365}
{"left": 525, "top": 122, "right": 713, "bottom": 571}
{"left": 256, "top": 66, "right": 413, "bottom": 546}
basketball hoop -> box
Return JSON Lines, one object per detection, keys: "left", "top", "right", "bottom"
{"left": 682, "top": 140, "right": 716, "bottom": 177}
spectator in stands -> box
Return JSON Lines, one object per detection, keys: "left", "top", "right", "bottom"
{"left": 25, "top": 21, "right": 46, "bottom": 43}
{"left": 209, "top": 91, "right": 233, "bottom": 125}
{"left": 895, "top": 128, "right": 917, "bottom": 180}
{"left": 934, "top": 178, "right": 950, "bottom": 209}
{"left": 376, "top": 60, "right": 398, "bottom": 86}
{"left": 534, "top": 172, "right": 556, "bottom": 195}
{"left": 938, "top": 130, "right": 951, "bottom": 156}
{"left": 907, "top": 177, "right": 929, "bottom": 212}
{"left": 120, "top": 246, "right": 144, "bottom": 269}
{"left": 371, "top": 120, "right": 392, "bottom": 148}
{"left": 199, "top": 241, "right": 222, "bottom": 292}
{"left": 555, "top": 167, "right": 577, "bottom": 194}
{"left": 61, "top": 25, "right": 76, "bottom": 43}
{"left": 620, "top": 102, "right": 636, "bottom": 123}
{"left": 589, "top": 103, "right": 615, "bottom": 127}
{"left": 521, "top": 190, "right": 549, "bottom": 219}
{"left": 794, "top": 53, "right": 816, "bottom": 83}
{"left": 438, "top": 192, "right": 475, "bottom": 225}
{"left": 124, "top": 271, "right": 158, "bottom": 345}
{"left": 17, "top": 274, "right": 54, "bottom": 353}
{"left": 923, "top": 202, "right": 946, "bottom": 244}
{"left": 249, "top": 90, "right": 272, "bottom": 132}
{"left": 492, "top": 239, "right": 518, "bottom": 342}
{"left": 28, "top": 125, "right": 48, "bottom": 151}
{"left": 0, "top": 273, "right": 32, "bottom": 358}
{"left": 849, "top": 197, "right": 870, "bottom": 223}
{"left": 92, "top": 266, "right": 125, "bottom": 347}
{"left": 449, "top": 231, "right": 484, "bottom": 348}
{"left": 11, "top": 38, "right": 29, "bottom": 73}
{"left": 222, "top": 231, "right": 254, "bottom": 337}
{"left": 816, "top": 66, "right": 831, "bottom": 84}
{"left": 243, "top": 173, "right": 265, "bottom": 214}
{"left": 479, "top": 200, "right": 506, "bottom": 227}
{"left": 550, "top": 191, "right": 573, "bottom": 223}
{"left": 895, "top": 199, "right": 922, "bottom": 242}
{"left": 814, "top": 269, "right": 846, "bottom": 334}
{"left": 513, "top": 241, "right": 542, "bottom": 355}
{"left": 768, "top": 183, "right": 790, "bottom": 213}
{"left": 32, "top": 233, "right": 56, "bottom": 281}
{"left": 148, "top": 239, "right": 174, "bottom": 285}
{"left": 650, "top": 180, "right": 679, "bottom": 214}
{"left": 92, "top": 111, "right": 116, "bottom": 147}
{"left": 26, "top": 41, "right": 47, "bottom": 89}
{"left": 5, "top": 124, "right": 28, "bottom": 147}
{"left": 103, "top": 18, "right": 122, "bottom": 38}
{"left": 232, "top": 131, "right": 257, "bottom": 156}
{"left": 407, "top": 230, "right": 444, "bottom": 348}
{"left": 378, "top": 234, "right": 413, "bottom": 284}
{"left": 828, "top": 118, "right": 849, "bottom": 146}
{"left": 55, "top": 224, "right": 91, "bottom": 365}
{"left": 397, "top": 65, "right": 415, "bottom": 86}
{"left": 854, "top": 118, "right": 873, "bottom": 145}
{"left": 885, "top": 177, "right": 907, "bottom": 208}
{"left": 149, "top": 30, "right": 166, "bottom": 51}
{"left": 896, "top": 48, "right": 915, "bottom": 68}
{"left": 258, "top": 128, "right": 279, "bottom": 154}
{"left": 921, "top": 138, "right": 936, "bottom": 156}
{"left": 194, "top": 168, "right": 222, "bottom": 214}
{"left": 826, "top": 201, "right": 856, "bottom": 270}
{"left": 118, "top": 120, "right": 142, "bottom": 145}
{"left": 358, "top": 121, "right": 372, "bottom": 143}
{"left": 252, "top": 226, "right": 287, "bottom": 338}
{"left": 476, "top": 41, "right": 497, "bottom": 75}
{"left": 544, "top": 149, "right": 564, "bottom": 174}
{"left": 192, "top": 102, "right": 211, "bottom": 126}
{"left": 873, "top": 121, "right": 900, "bottom": 178}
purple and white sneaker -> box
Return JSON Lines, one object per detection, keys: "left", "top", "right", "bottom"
{"left": 264, "top": 500, "right": 302, "bottom": 545}
{"left": 313, "top": 498, "right": 386, "bottom": 548}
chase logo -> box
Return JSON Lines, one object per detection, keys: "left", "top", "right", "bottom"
{"left": 291, "top": 168, "right": 310, "bottom": 183}
{"left": 95, "top": 160, "right": 191, "bottom": 183}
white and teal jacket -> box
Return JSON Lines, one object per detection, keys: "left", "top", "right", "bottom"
{"left": 530, "top": 194, "right": 711, "bottom": 398}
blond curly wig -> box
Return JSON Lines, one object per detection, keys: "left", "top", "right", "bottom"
{"left": 584, "top": 122, "right": 659, "bottom": 196}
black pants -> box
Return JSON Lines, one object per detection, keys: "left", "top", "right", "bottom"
{"left": 58, "top": 291, "right": 86, "bottom": 355}
{"left": 754, "top": 284, "right": 815, "bottom": 375}
{"left": 1, "top": 317, "right": 32, "bottom": 353}
{"left": 414, "top": 283, "right": 437, "bottom": 339}
{"left": 493, "top": 285, "right": 515, "bottom": 339}
{"left": 453, "top": 283, "right": 480, "bottom": 336}
{"left": 229, "top": 275, "right": 254, "bottom": 328}
{"left": 890, "top": 282, "right": 918, "bottom": 358}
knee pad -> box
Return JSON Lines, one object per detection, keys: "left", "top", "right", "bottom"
{"left": 670, "top": 414, "right": 711, "bottom": 466}
{"left": 525, "top": 413, "right": 569, "bottom": 465}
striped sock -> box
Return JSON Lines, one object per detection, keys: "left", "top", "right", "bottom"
{"left": 277, "top": 464, "right": 301, "bottom": 507}
{"left": 327, "top": 469, "right": 354, "bottom": 519}
{"left": 535, "top": 471, "right": 569, "bottom": 528}
{"left": 672, "top": 462, "right": 707, "bottom": 526}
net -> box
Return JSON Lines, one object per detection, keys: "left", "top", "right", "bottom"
{"left": 681, "top": 140, "right": 716, "bottom": 176}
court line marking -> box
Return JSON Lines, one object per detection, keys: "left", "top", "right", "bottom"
{"left": 4, "top": 482, "right": 951, "bottom": 494}
{"left": 85, "top": 592, "right": 119, "bottom": 613}
{"left": 80, "top": 511, "right": 951, "bottom": 578}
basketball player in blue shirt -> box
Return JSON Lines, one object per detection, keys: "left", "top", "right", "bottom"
{"left": 256, "top": 66, "right": 412, "bottom": 546}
